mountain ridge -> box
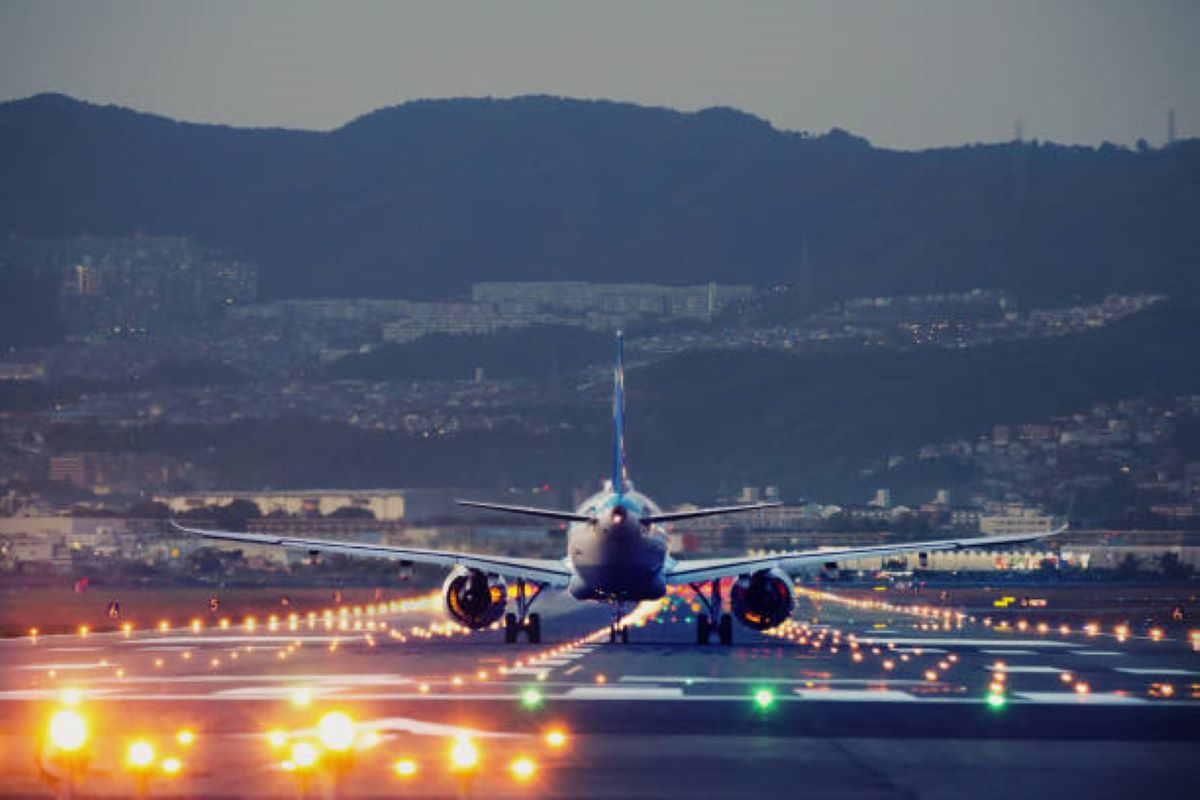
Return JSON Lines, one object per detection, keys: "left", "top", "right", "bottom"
{"left": 2, "top": 93, "right": 1197, "bottom": 304}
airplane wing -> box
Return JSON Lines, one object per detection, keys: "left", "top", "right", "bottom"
{"left": 172, "top": 522, "right": 574, "bottom": 587}
{"left": 665, "top": 525, "right": 1065, "bottom": 585}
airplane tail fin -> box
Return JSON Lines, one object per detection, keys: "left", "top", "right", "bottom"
{"left": 613, "top": 331, "right": 627, "bottom": 495}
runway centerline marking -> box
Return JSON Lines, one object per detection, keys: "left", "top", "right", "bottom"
{"left": 794, "top": 689, "right": 919, "bottom": 702}
{"left": 1016, "top": 692, "right": 1149, "bottom": 706}
{"left": 856, "top": 637, "right": 1073, "bottom": 648}
{"left": 565, "top": 687, "right": 685, "bottom": 699}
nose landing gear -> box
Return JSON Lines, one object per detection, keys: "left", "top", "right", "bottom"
{"left": 691, "top": 579, "right": 733, "bottom": 646}
{"left": 608, "top": 602, "right": 630, "bottom": 643}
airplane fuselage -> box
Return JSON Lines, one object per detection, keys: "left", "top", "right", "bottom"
{"left": 566, "top": 484, "right": 671, "bottom": 602}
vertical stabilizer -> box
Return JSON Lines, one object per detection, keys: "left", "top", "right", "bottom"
{"left": 612, "top": 331, "right": 627, "bottom": 495}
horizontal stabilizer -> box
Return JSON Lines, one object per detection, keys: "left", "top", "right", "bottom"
{"left": 455, "top": 500, "right": 594, "bottom": 523}
{"left": 642, "top": 502, "right": 782, "bottom": 524}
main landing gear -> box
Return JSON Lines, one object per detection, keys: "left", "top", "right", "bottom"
{"left": 504, "top": 579, "right": 545, "bottom": 644}
{"left": 691, "top": 579, "right": 733, "bottom": 646}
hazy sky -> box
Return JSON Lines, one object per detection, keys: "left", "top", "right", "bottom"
{"left": 1, "top": 0, "right": 1196, "bottom": 150}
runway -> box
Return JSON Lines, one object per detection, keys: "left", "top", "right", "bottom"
{"left": 1, "top": 587, "right": 1197, "bottom": 798}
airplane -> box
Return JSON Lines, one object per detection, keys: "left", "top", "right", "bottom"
{"left": 174, "top": 332, "right": 1062, "bottom": 646}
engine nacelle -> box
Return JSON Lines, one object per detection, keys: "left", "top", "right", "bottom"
{"left": 442, "top": 567, "right": 507, "bottom": 629}
{"left": 731, "top": 569, "right": 795, "bottom": 631}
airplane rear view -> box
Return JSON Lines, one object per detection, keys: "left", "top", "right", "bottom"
{"left": 176, "top": 332, "right": 1062, "bottom": 646}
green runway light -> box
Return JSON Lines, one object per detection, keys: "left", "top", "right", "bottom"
{"left": 753, "top": 688, "right": 776, "bottom": 710}
{"left": 520, "top": 687, "right": 543, "bottom": 709}
{"left": 986, "top": 693, "right": 1007, "bottom": 710}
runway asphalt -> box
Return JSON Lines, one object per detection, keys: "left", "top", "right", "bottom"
{"left": 1, "top": 585, "right": 1197, "bottom": 798}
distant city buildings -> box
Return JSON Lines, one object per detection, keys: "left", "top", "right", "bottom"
{"left": 1, "top": 235, "right": 258, "bottom": 338}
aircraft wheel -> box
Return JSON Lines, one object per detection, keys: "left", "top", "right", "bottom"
{"left": 697, "top": 615, "right": 711, "bottom": 645}
{"left": 718, "top": 613, "right": 733, "bottom": 646}
{"left": 620, "top": 625, "right": 629, "bottom": 644}
{"left": 504, "top": 612, "right": 519, "bottom": 644}
{"left": 609, "top": 624, "right": 617, "bottom": 643}
{"left": 527, "top": 613, "right": 542, "bottom": 644}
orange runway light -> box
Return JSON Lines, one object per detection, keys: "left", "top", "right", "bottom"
{"left": 126, "top": 740, "right": 155, "bottom": 770}
{"left": 394, "top": 758, "right": 418, "bottom": 777}
{"left": 449, "top": 735, "right": 480, "bottom": 772}
{"left": 290, "top": 741, "right": 318, "bottom": 770}
{"left": 510, "top": 756, "right": 537, "bottom": 782}
{"left": 317, "top": 711, "right": 355, "bottom": 753}
{"left": 545, "top": 728, "right": 567, "bottom": 748}
{"left": 49, "top": 710, "right": 88, "bottom": 752}
{"left": 1074, "top": 682, "right": 1090, "bottom": 695}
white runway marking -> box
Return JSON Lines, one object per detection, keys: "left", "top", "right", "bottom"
{"left": 980, "top": 665, "right": 1066, "bottom": 674}
{"left": 856, "top": 637, "right": 1073, "bottom": 648}
{"left": 1016, "top": 692, "right": 1148, "bottom": 706}
{"left": 621, "top": 676, "right": 928, "bottom": 686}
{"left": 981, "top": 649, "right": 1039, "bottom": 655}
{"left": 1070, "top": 650, "right": 1124, "bottom": 657}
{"left": 794, "top": 689, "right": 918, "bottom": 702}
{"left": 892, "top": 647, "right": 948, "bottom": 653}
{"left": 38, "top": 647, "right": 100, "bottom": 652}
{"left": 529, "top": 659, "right": 574, "bottom": 667}
{"left": 565, "top": 687, "right": 684, "bottom": 699}
{"left": 18, "top": 662, "right": 117, "bottom": 671}
{"left": 122, "top": 635, "right": 348, "bottom": 645}
{"left": 1116, "top": 668, "right": 1200, "bottom": 676}
{"left": 212, "top": 686, "right": 342, "bottom": 699}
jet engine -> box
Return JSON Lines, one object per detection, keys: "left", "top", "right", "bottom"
{"left": 730, "top": 569, "right": 794, "bottom": 630}
{"left": 442, "top": 567, "right": 507, "bottom": 629}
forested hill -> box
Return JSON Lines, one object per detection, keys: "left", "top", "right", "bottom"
{"left": 2, "top": 92, "right": 1197, "bottom": 304}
